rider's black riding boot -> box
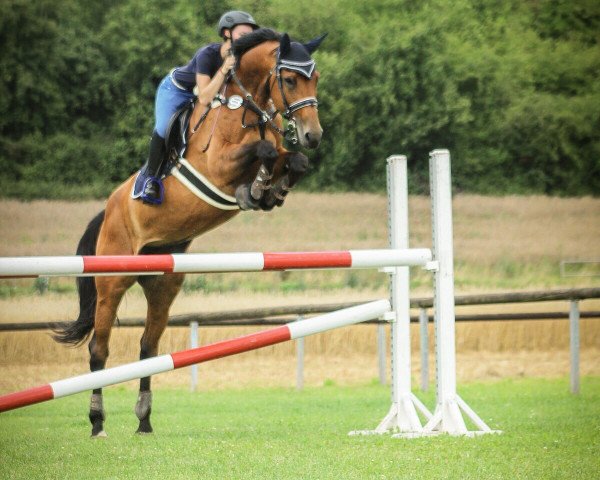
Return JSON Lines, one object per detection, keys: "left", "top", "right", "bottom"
{"left": 141, "top": 131, "right": 166, "bottom": 205}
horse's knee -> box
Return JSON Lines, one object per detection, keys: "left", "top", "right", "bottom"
{"left": 256, "top": 140, "right": 278, "bottom": 166}
{"left": 88, "top": 335, "right": 109, "bottom": 371}
{"left": 139, "top": 340, "right": 158, "bottom": 361}
{"left": 288, "top": 152, "right": 309, "bottom": 179}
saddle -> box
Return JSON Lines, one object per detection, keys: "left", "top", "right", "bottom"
{"left": 165, "top": 100, "right": 196, "bottom": 163}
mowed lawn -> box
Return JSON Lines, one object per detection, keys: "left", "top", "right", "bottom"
{"left": 1, "top": 377, "right": 598, "bottom": 480}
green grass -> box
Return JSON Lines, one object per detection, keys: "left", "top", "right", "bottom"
{"left": 1, "top": 377, "right": 599, "bottom": 479}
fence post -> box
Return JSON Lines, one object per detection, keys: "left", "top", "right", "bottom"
{"left": 377, "top": 324, "right": 386, "bottom": 385}
{"left": 570, "top": 300, "right": 580, "bottom": 394}
{"left": 190, "top": 321, "right": 199, "bottom": 392}
{"left": 419, "top": 308, "right": 429, "bottom": 392}
{"left": 296, "top": 316, "right": 304, "bottom": 391}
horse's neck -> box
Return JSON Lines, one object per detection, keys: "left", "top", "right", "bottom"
{"left": 232, "top": 69, "right": 270, "bottom": 107}
{"left": 183, "top": 46, "right": 274, "bottom": 184}
{"left": 234, "top": 45, "right": 274, "bottom": 107}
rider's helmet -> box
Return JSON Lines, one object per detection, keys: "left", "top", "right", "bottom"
{"left": 217, "top": 11, "right": 259, "bottom": 39}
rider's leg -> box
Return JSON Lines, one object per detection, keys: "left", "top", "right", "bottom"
{"left": 141, "top": 74, "right": 194, "bottom": 205}
{"left": 141, "top": 131, "right": 166, "bottom": 204}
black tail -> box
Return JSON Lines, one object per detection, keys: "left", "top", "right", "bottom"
{"left": 52, "top": 210, "right": 105, "bottom": 346}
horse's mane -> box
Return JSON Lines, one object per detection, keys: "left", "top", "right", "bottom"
{"left": 232, "top": 28, "right": 282, "bottom": 58}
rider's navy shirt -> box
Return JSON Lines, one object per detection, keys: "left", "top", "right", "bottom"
{"left": 171, "top": 43, "right": 223, "bottom": 91}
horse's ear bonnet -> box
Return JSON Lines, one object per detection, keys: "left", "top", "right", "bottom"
{"left": 277, "top": 33, "right": 327, "bottom": 79}
{"left": 303, "top": 33, "right": 328, "bottom": 54}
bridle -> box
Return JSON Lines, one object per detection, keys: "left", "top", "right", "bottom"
{"left": 229, "top": 51, "right": 318, "bottom": 144}
{"left": 274, "top": 56, "right": 319, "bottom": 119}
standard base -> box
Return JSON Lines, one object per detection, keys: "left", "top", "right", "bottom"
{"left": 392, "top": 429, "right": 502, "bottom": 438}
{"left": 416, "top": 394, "right": 500, "bottom": 437}
{"left": 350, "top": 394, "right": 502, "bottom": 438}
{"left": 348, "top": 394, "right": 432, "bottom": 436}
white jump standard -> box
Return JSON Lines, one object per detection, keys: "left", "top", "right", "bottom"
{"left": 352, "top": 151, "right": 497, "bottom": 437}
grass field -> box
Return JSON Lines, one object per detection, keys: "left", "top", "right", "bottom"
{"left": 0, "top": 377, "right": 599, "bottom": 479}
{"left": 0, "top": 195, "right": 599, "bottom": 478}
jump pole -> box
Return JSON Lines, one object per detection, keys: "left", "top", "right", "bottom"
{"left": 0, "top": 300, "right": 390, "bottom": 413}
{"left": 0, "top": 249, "right": 432, "bottom": 279}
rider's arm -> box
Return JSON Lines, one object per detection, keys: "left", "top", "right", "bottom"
{"left": 196, "top": 55, "right": 235, "bottom": 106}
{"left": 196, "top": 72, "right": 225, "bottom": 106}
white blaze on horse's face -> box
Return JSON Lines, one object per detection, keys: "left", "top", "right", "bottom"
{"left": 282, "top": 70, "right": 323, "bottom": 149}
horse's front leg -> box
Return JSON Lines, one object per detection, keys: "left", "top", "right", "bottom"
{"left": 260, "top": 151, "right": 309, "bottom": 211}
{"left": 233, "top": 140, "right": 279, "bottom": 211}
{"left": 135, "top": 273, "right": 185, "bottom": 434}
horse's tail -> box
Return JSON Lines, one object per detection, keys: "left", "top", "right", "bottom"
{"left": 52, "top": 210, "right": 105, "bottom": 346}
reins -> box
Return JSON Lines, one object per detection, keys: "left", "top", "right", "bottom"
{"left": 230, "top": 67, "right": 288, "bottom": 142}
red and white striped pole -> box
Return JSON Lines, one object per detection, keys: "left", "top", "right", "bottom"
{"left": 0, "top": 249, "right": 432, "bottom": 279}
{"left": 0, "top": 299, "right": 390, "bottom": 413}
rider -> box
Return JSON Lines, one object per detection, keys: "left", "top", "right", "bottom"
{"left": 140, "top": 10, "right": 260, "bottom": 204}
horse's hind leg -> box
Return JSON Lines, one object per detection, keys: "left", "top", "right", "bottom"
{"left": 89, "top": 275, "right": 137, "bottom": 437}
{"left": 134, "top": 273, "right": 186, "bottom": 434}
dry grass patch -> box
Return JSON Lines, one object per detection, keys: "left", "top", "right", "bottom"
{"left": 1, "top": 194, "right": 599, "bottom": 392}
{"left": 1, "top": 194, "right": 598, "bottom": 263}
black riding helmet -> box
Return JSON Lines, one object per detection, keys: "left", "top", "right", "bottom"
{"left": 217, "top": 11, "right": 259, "bottom": 39}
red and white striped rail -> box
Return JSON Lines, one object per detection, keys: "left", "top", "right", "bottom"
{"left": 0, "top": 249, "right": 432, "bottom": 279}
{"left": 0, "top": 299, "right": 390, "bottom": 413}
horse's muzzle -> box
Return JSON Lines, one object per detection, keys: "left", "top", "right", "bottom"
{"left": 295, "top": 115, "right": 322, "bottom": 150}
{"left": 303, "top": 130, "right": 322, "bottom": 149}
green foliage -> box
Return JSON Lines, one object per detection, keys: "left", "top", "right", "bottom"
{"left": 0, "top": 0, "right": 599, "bottom": 197}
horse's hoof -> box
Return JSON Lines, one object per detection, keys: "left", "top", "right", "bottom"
{"left": 136, "top": 416, "right": 153, "bottom": 434}
{"left": 135, "top": 424, "right": 153, "bottom": 435}
{"left": 235, "top": 184, "right": 260, "bottom": 211}
{"left": 91, "top": 430, "right": 108, "bottom": 439}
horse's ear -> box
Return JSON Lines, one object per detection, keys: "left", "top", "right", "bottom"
{"left": 303, "top": 33, "right": 328, "bottom": 54}
{"left": 279, "top": 33, "right": 291, "bottom": 57}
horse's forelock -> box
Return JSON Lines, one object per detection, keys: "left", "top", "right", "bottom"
{"left": 232, "top": 28, "right": 282, "bottom": 59}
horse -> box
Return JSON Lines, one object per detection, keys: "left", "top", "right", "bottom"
{"left": 52, "top": 28, "right": 326, "bottom": 437}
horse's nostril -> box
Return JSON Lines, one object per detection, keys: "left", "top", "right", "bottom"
{"left": 305, "top": 131, "right": 321, "bottom": 148}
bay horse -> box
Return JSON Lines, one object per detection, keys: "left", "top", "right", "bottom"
{"left": 52, "top": 29, "right": 325, "bottom": 437}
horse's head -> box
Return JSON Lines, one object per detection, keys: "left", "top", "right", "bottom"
{"left": 272, "top": 33, "right": 327, "bottom": 149}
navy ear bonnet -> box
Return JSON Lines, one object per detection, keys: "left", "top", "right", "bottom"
{"left": 277, "top": 33, "right": 327, "bottom": 79}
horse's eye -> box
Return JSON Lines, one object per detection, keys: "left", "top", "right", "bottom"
{"left": 284, "top": 77, "right": 296, "bottom": 88}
